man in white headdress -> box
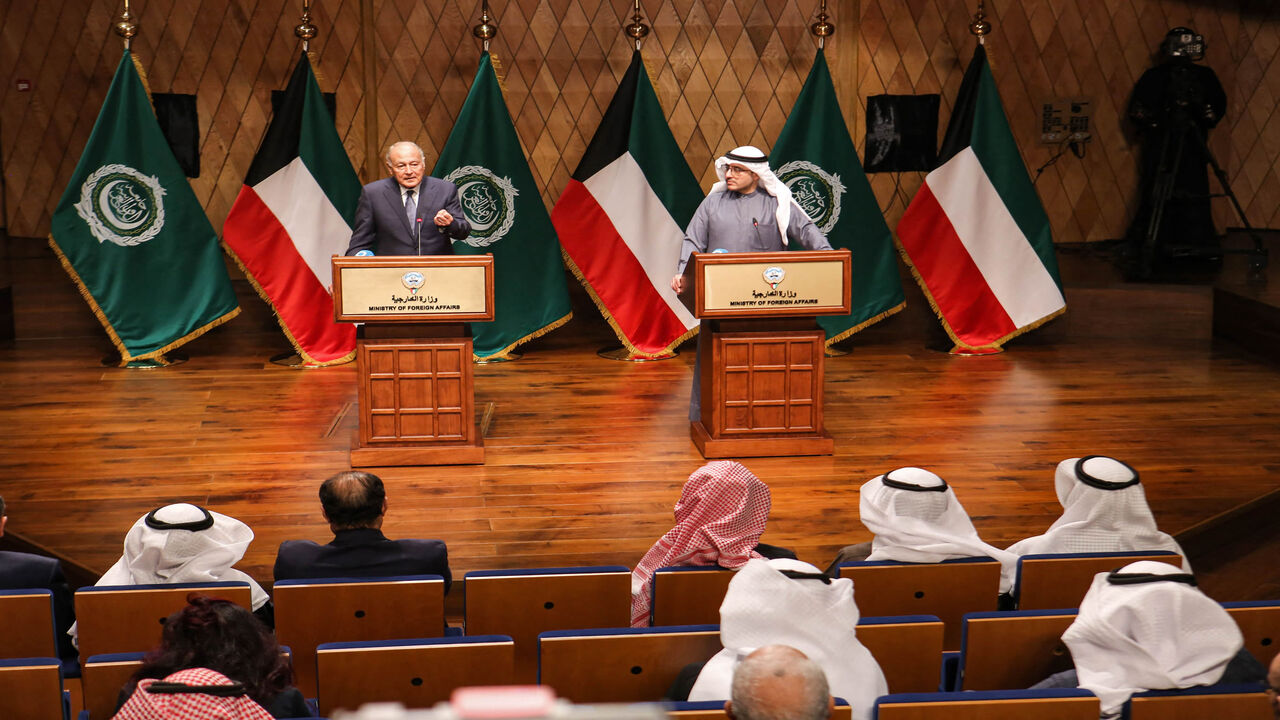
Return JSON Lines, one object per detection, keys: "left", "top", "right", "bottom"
{"left": 1031, "top": 560, "right": 1264, "bottom": 718}
{"left": 1005, "top": 456, "right": 1189, "bottom": 569}
{"left": 72, "top": 504, "right": 271, "bottom": 640}
{"left": 671, "top": 146, "right": 833, "bottom": 419}
{"left": 835, "top": 467, "right": 1018, "bottom": 594}
{"left": 726, "top": 645, "right": 834, "bottom": 720}
{"left": 686, "top": 558, "right": 887, "bottom": 720}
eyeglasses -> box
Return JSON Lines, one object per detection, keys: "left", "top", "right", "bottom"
{"left": 390, "top": 161, "right": 422, "bottom": 171}
{"left": 724, "top": 165, "right": 753, "bottom": 176}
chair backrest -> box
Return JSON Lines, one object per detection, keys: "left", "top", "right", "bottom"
{"left": 650, "top": 567, "right": 734, "bottom": 627}
{"left": 538, "top": 625, "right": 722, "bottom": 703}
{"left": 839, "top": 559, "right": 1001, "bottom": 650}
{"left": 1222, "top": 600, "right": 1280, "bottom": 665}
{"left": 667, "top": 699, "right": 853, "bottom": 720}
{"left": 873, "top": 689, "right": 1099, "bottom": 719}
{"left": 1014, "top": 551, "right": 1181, "bottom": 610}
{"left": 464, "top": 566, "right": 630, "bottom": 682}
{"left": 273, "top": 575, "right": 446, "bottom": 698}
{"left": 857, "top": 615, "right": 945, "bottom": 694}
{"left": 81, "top": 652, "right": 145, "bottom": 720}
{"left": 0, "top": 589, "right": 57, "bottom": 659}
{"left": 0, "top": 657, "right": 65, "bottom": 720}
{"left": 957, "top": 610, "right": 1077, "bottom": 691}
{"left": 316, "top": 636, "right": 515, "bottom": 717}
{"left": 1128, "top": 684, "right": 1273, "bottom": 719}
{"left": 74, "top": 582, "right": 253, "bottom": 664}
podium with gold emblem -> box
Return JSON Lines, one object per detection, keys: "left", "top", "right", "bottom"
{"left": 332, "top": 255, "right": 494, "bottom": 467}
{"left": 679, "top": 250, "right": 852, "bottom": 458}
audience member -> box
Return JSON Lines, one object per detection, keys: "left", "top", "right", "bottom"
{"left": 0, "top": 495, "right": 77, "bottom": 664}
{"left": 1268, "top": 650, "right": 1280, "bottom": 718}
{"left": 684, "top": 559, "right": 886, "bottom": 720}
{"left": 725, "top": 645, "right": 834, "bottom": 720}
{"left": 76, "top": 503, "right": 272, "bottom": 638}
{"left": 120, "top": 596, "right": 312, "bottom": 718}
{"left": 1031, "top": 560, "right": 1264, "bottom": 718}
{"left": 631, "top": 461, "right": 794, "bottom": 627}
{"left": 273, "top": 471, "right": 451, "bottom": 590}
{"left": 1005, "top": 456, "right": 1189, "bottom": 568}
{"left": 829, "top": 468, "right": 1017, "bottom": 593}
{"left": 114, "top": 667, "right": 275, "bottom": 720}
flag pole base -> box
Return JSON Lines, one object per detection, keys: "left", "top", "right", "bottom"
{"left": 948, "top": 344, "right": 1003, "bottom": 356}
{"left": 268, "top": 351, "right": 347, "bottom": 369}
{"left": 824, "top": 344, "right": 851, "bottom": 357}
{"left": 107, "top": 352, "right": 188, "bottom": 368}
{"left": 475, "top": 352, "right": 522, "bottom": 364}
{"left": 596, "top": 346, "right": 678, "bottom": 361}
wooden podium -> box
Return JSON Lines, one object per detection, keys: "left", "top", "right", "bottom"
{"left": 332, "top": 255, "right": 494, "bottom": 467}
{"left": 680, "top": 250, "right": 852, "bottom": 459}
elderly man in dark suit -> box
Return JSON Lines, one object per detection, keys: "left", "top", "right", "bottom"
{"left": 0, "top": 495, "right": 78, "bottom": 664}
{"left": 273, "top": 471, "right": 452, "bottom": 591}
{"left": 345, "top": 141, "right": 471, "bottom": 256}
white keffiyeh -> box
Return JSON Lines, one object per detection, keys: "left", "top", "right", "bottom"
{"left": 860, "top": 467, "right": 1018, "bottom": 593}
{"left": 688, "top": 558, "right": 887, "bottom": 720}
{"left": 1062, "top": 560, "right": 1242, "bottom": 717}
{"left": 1006, "top": 457, "right": 1189, "bottom": 570}
{"left": 708, "top": 146, "right": 809, "bottom": 243}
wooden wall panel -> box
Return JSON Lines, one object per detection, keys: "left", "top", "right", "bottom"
{"left": 1, "top": 0, "right": 1277, "bottom": 247}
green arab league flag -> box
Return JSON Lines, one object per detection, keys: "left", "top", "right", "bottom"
{"left": 433, "top": 52, "right": 572, "bottom": 359}
{"left": 50, "top": 51, "right": 239, "bottom": 364}
{"left": 772, "top": 50, "right": 904, "bottom": 346}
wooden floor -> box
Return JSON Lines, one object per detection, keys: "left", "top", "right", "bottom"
{"left": 1, "top": 242, "right": 1278, "bottom": 602}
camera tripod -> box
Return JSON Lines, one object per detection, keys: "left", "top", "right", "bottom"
{"left": 1135, "top": 110, "right": 1268, "bottom": 279}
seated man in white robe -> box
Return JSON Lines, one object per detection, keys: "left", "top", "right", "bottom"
{"left": 1005, "top": 455, "right": 1190, "bottom": 569}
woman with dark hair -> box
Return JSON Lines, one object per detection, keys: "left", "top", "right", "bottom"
{"left": 120, "top": 595, "right": 313, "bottom": 718}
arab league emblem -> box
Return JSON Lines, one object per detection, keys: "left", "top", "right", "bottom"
{"left": 776, "top": 160, "right": 845, "bottom": 235}
{"left": 443, "top": 165, "right": 518, "bottom": 248}
{"left": 74, "top": 164, "right": 167, "bottom": 247}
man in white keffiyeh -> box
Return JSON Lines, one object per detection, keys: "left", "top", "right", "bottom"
{"left": 1005, "top": 456, "right": 1189, "bottom": 569}
{"left": 687, "top": 558, "right": 887, "bottom": 720}
{"left": 855, "top": 467, "right": 1018, "bottom": 593}
{"left": 71, "top": 504, "right": 271, "bottom": 645}
{"left": 1035, "top": 560, "right": 1262, "bottom": 718}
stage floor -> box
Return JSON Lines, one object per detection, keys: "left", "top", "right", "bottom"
{"left": 2, "top": 260, "right": 1278, "bottom": 595}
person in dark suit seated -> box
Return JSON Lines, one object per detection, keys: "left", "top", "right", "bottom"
{"left": 273, "top": 471, "right": 451, "bottom": 591}
{"left": 630, "top": 461, "right": 795, "bottom": 628}
{"left": 345, "top": 141, "right": 470, "bottom": 256}
{"left": 0, "top": 495, "right": 77, "bottom": 665}
{"left": 118, "top": 596, "right": 312, "bottom": 718}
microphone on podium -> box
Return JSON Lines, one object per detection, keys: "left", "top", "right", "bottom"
{"left": 354, "top": 250, "right": 374, "bottom": 257}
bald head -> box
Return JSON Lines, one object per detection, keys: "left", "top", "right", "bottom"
{"left": 319, "top": 471, "right": 386, "bottom": 531}
{"left": 726, "top": 645, "right": 833, "bottom": 720}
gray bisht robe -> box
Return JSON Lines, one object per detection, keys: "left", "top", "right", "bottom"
{"left": 677, "top": 188, "right": 831, "bottom": 273}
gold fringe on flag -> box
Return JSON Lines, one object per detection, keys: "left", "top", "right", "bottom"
{"left": 474, "top": 310, "right": 572, "bottom": 361}
{"left": 823, "top": 301, "right": 906, "bottom": 348}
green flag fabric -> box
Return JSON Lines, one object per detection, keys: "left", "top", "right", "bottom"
{"left": 772, "top": 50, "right": 904, "bottom": 345}
{"left": 433, "top": 52, "right": 572, "bottom": 359}
{"left": 49, "top": 52, "right": 239, "bottom": 364}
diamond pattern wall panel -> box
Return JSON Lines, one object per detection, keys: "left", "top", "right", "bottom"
{"left": 1, "top": 0, "right": 1277, "bottom": 245}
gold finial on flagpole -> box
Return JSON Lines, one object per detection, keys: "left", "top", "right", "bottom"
{"left": 625, "top": 0, "right": 649, "bottom": 51}
{"left": 114, "top": 0, "right": 138, "bottom": 50}
{"left": 295, "top": 0, "right": 318, "bottom": 52}
{"left": 969, "top": 0, "right": 991, "bottom": 44}
{"left": 473, "top": 0, "right": 497, "bottom": 52}
{"left": 810, "top": 0, "right": 834, "bottom": 50}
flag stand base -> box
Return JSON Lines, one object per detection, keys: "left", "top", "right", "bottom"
{"left": 596, "top": 346, "right": 678, "bottom": 361}
{"left": 475, "top": 352, "right": 522, "bottom": 364}
{"left": 106, "top": 352, "right": 188, "bottom": 368}
{"left": 948, "top": 344, "right": 1003, "bottom": 356}
{"left": 824, "top": 345, "right": 851, "bottom": 357}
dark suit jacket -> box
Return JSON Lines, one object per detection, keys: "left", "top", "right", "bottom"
{"left": 0, "top": 550, "right": 78, "bottom": 663}
{"left": 345, "top": 177, "right": 470, "bottom": 256}
{"left": 272, "top": 528, "right": 452, "bottom": 592}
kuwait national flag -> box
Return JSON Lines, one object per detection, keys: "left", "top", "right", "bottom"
{"left": 551, "top": 51, "right": 700, "bottom": 358}
{"left": 896, "top": 45, "right": 1064, "bottom": 351}
{"left": 223, "top": 53, "right": 360, "bottom": 365}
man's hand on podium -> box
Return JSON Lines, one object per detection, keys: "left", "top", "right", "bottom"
{"left": 671, "top": 274, "right": 684, "bottom": 293}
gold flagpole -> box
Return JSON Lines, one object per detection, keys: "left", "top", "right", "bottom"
{"left": 114, "top": 0, "right": 138, "bottom": 50}
{"left": 474, "top": 0, "right": 496, "bottom": 54}
{"left": 811, "top": 0, "right": 833, "bottom": 50}
{"left": 625, "top": 0, "right": 649, "bottom": 52}
{"left": 295, "top": 0, "right": 317, "bottom": 53}
{"left": 970, "top": 0, "right": 991, "bottom": 44}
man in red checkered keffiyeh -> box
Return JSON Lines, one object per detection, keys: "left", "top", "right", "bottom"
{"left": 630, "top": 461, "right": 773, "bottom": 627}
{"left": 113, "top": 667, "right": 275, "bottom": 720}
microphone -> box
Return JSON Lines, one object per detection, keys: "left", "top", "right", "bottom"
{"left": 354, "top": 250, "right": 375, "bottom": 257}
{"left": 416, "top": 217, "right": 423, "bottom": 255}
{"left": 752, "top": 218, "right": 758, "bottom": 228}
